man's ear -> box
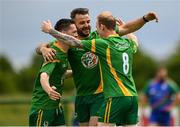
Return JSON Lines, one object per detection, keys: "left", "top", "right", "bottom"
{"left": 100, "top": 24, "right": 105, "bottom": 30}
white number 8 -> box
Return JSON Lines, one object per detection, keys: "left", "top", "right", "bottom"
{"left": 122, "top": 53, "right": 129, "bottom": 74}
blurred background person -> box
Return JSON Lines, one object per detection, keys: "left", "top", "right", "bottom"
{"left": 140, "top": 67, "right": 180, "bottom": 126}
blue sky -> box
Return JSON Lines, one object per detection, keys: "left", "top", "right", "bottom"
{"left": 0, "top": 0, "right": 180, "bottom": 69}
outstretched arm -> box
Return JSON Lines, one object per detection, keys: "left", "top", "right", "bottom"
{"left": 117, "top": 19, "right": 138, "bottom": 47}
{"left": 41, "top": 20, "right": 82, "bottom": 48}
{"left": 117, "top": 12, "right": 159, "bottom": 36}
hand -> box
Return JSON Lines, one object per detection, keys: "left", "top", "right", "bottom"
{"left": 115, "top": 18, "right": 125, "bottom": 26}
{"left": 47, "top": 86, "right": 61, "bottom": 101}
{"left": 41, "top": 20, "right": 53, "bottom": 33}
{"left": 144, "top": 12, "right": 159, "bottom": 22}
{"left": 40, "top": 47, "right": 56, "bottom": 62}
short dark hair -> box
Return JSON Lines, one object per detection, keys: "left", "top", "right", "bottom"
{"left": 70, "top": 8, "right": 89, "bottom": 19}
{"left": 54, "top": 18, "right": 74, "bottom": 32}
{"left": 98, "top": 15, "right": 116, "bottom": 30}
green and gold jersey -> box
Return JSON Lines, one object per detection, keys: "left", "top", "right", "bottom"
{"left": 31, "top": 40, "right": 68, "bottom": 110}
{"left": 68, "top": 31, "right": 103, "bottom": 96}
{"left": 81, "top": 34, "right": 138, "bottom": 98}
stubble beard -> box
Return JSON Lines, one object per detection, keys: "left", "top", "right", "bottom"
{"left": 77, "top": 26, "right": 91, "bottom": 38}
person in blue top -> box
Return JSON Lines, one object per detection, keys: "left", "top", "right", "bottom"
{"left": 142, "top": 67, "right": 179, "bottom": 126}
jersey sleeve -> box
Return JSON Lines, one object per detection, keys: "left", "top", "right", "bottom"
{"left": 115, "top": 24, "right": 121, "bottom": 36}
{"left": 39, "top": 46, "right": 61, "bottom": 76}
{"left": 81, "top": 39, "right": 92, "bottom": 51}
{"left": 126, "top": 39, "right": 138, "bottom": 54}
{"left": 89, "top": 31, "right": 99, "bottom": 39}
{"left": 48, "top": 39, "right": 57, "bottom": 46}
{"left": 81, "top": 39, "right": 107, "bottom": 55}
{"left": 142, "top": 80, "right": 152, "bottom": 97}
{"left": 168, "top": 79, "right": 179, "bottom": 94}
{"left": 39, "top": 62, "right": 57, "bottom": 76}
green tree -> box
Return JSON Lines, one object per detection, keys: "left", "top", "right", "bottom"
{"left": 16, "top": 54, "right": 43, "bottom": 93}
{"left": 0, "top": 55, "right": 18, "bottom": 94}
{"left": 133, "top": 49, "right": 158, "bottom": 91}
{"left": 166, "top": 42, "right": 180, "bottom": 86}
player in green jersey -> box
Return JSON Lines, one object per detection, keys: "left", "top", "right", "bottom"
{"left": 40, "top": 10, "right": 158, "bottom": 126}
{"left": 37, "top": 8, "right": 158, "bottom": 126}
{"left": 29, "top": 19, "right": 78, "bottom": 126}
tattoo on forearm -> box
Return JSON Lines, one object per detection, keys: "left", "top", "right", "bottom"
{"left": 49, "top": 29, "right": 82, "bottom": 47}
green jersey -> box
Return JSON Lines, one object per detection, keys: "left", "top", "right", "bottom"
{"left": 68, "top": 31, "right": 103, "bottom": 96}
{"left": 31, "top": 40, "right": 68, "bottom": 110}
{"left": 81, "top": 34, "right": 138, "bottom": 98}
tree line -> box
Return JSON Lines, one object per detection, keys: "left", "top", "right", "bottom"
{"left": 0, "top": 42, "right": 179, "bottom": 94}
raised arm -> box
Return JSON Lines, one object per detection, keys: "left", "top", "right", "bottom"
{"left": 41, "top": 20, "right": 82, "bottom": 48}
{"left": 117, "top": 12, "right": 159, "bottom": 36}
{"left": 117, "top": 19, "right": 138, "bottom": 47}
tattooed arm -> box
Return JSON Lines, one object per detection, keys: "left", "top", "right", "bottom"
{"left": 41, "top": 20, "right": 82, "bottom": 48}
{"left": 49, "top": 29, "right": 82, "bottom": 47}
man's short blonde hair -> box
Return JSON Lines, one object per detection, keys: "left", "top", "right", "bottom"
{"left": 97, "top": 11, "right": 116, "bottom": 30}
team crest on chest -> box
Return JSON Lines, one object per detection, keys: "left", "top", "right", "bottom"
{"left": 81, "top": 52, "right": 98, "bottom": 69}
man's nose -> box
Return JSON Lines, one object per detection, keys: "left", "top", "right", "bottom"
{"left": 84, "top": 22, "right": 89, "bottom": 27}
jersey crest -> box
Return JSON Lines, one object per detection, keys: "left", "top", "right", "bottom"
{"left": 81, "top": 52, "right": 98, "bottom": 69}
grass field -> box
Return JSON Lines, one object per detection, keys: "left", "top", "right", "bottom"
{"left": 0, "top": 95, "right": 179, "bottom": 126}
{"left": 0, "top": 95, "right": 30, "bottom": 126}
{"left": 0, "top": 95, "right": 74, "bottom": 126}
{"left": 0, "top": 104, "right": 29, "bottom": 126}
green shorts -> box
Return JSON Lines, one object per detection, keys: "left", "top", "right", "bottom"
{"left": 75, "top": 93, "right": 104, "bottom": 122}
{"left": 29, "top": 106, "right": 65, "bottom": 126}
{"left": 98, "top": 96, "right": 138, "bottom": 125}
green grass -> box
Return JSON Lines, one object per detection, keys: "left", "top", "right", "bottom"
{"left": 0, "top": 103, "right": 74, "bottom": 126}
{"left": 0, "top": 94, "right": 75, "bottom": 126}
{"left": 0, "top": 95, "right": 31, "bottom": 126}
{"left": 0, "top": 104, "right": 30, "bottom": 126}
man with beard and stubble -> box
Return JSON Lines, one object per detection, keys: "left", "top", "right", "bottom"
{"left": 37, "top": 8, "right": 158, "bottom": 126}
{"left": 40, "top": 11, "right": 157, "bottom": 126}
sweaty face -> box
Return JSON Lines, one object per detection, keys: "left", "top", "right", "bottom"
{"left": 65, "top": 24, "right": 78, "bottom": 38}
{"left": 74, "top": 14, "right": 91, "bottom": 38}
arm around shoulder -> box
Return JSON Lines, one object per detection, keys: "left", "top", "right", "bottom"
{"left": 36, "top": 43, "right": 49, "bottom": 55}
